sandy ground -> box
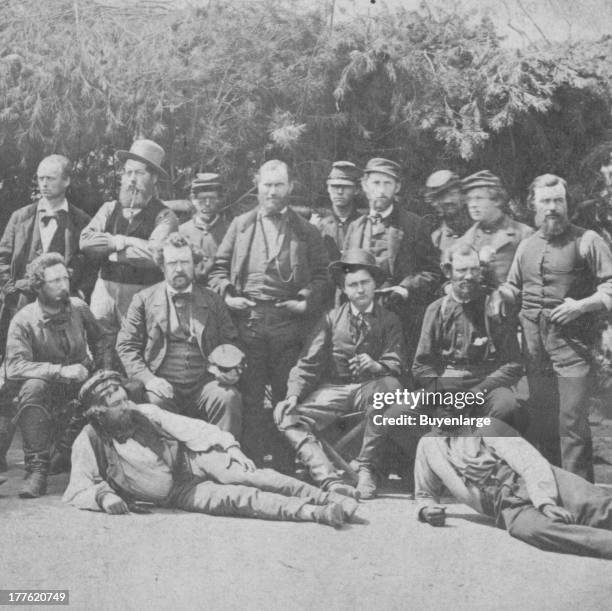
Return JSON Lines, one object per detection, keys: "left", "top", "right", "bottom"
{"left": 2, "top": 427, "right": 612, "bottom": 611}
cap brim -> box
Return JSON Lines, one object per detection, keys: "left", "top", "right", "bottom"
{"left": 327, "top": 178, "right": 358, "bottom": 186}
{"left": 363, "top": 169, "right": 399, "bottom": 180}
{"left": 116, "top": 151, "right": 170, "bottom": 179}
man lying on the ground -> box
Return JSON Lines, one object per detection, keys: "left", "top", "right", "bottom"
{"left": 416, "top": 404, "right": 612, "bottom": 559}
{"left": 63, "top": 371, "right": 361, "bottom": 528}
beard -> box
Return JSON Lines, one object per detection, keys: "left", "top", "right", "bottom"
{"left": 536, "top": 212, "right": 569, "bottom": 238}
{"left": 119, "top": 183, "right": 151, "bottom": 209}
{"left": 452, "top": 279, "right": 481, "bottom": 302}
{"left": 39, "top": 289, "right": 70, "bottom": 307}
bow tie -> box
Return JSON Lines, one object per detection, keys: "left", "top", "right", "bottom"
{"left": 368, "top": 214, "right": 382, "bottom": 224}
{"left": 40, "top": 210, "right": 67, "bottom": 226}
{"left": 171, "top": 292, "right": 191, "bottom": 304}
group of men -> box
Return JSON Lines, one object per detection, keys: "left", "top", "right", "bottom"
{"left": 2, "top": 137, "right": 612, "bottom": 555}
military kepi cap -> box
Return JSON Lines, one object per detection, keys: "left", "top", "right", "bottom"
{"left": 363, "top": 158, "right": 401, "bottom": 181}
{"left": 327, "top": 161, "right": 362, "bottom": 185}
{"left": 208, "top": 344, "right": 246, "bottom": 370}
{"left": 425, "top": 170, "right": 460, "bottom": 201}
{"left": 79, "top": 370, "right": 123, "bottom": 406}
{"left": 191, "top": 173, "right": 223, "bottom": 194}
{"left": 462, "top": 170, "right": 503, "bottom": 192}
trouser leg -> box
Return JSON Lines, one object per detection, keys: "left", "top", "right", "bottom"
{"left": 525, "top": 372, "right": 561, "bottom": 466}
{"left": 196, "top": 380, "right": 243, "bottom": 438}
{"left": 485, "top": 387, "right": 529, "bottom": 435}
{"left": 557, "top": 375, "right": 593, "bottom": 482}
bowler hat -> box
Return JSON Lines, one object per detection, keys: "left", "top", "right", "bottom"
{"left": 462, "top": 170, "right": 503, "bottom": 192}
{"left": 328, "top": 249, "right": 386, "bottom": 286}
{"left": 363, "top": 158, "right": 401, "bottom": 181}
{"left": 425, "top": 170, "right": 460, "bottom": 201}
{"left": 191, "top": 173, "right": 222, "bottom": 194}
{"left": 116, "top": 139, "right": 169, "bottom": 179}
{"left": 208, "top": 344, "right": 246, "bottom": 370}
{"left": 327, "top": 161, "right": 362, "bottom": 186}
{"left": 79, "top": 370, "right": 123, "bottom": 407}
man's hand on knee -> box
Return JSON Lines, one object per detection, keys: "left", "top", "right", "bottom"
{"left": 101, "top": 493, "right": 130, "bottom": 515}
{"left": 226, "top": 446, "right": 256, "bottom": 472}
{"left": 273, "top": 395, "right": 298, "bottom": 426}
{"left": 540, "top": 503, "right": 575, "bottom": 524}
{"left": 60, "top": 364, "right": 89, "bottom": 383}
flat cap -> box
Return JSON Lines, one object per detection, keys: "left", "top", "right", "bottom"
{"left": 425, "top": 170, "right": 460, "bottom": 201}
{"left": 208, "top": 344, "right": 246, "bottom": 369}
{"left": 462, "top": 170, "right": 503, "bottom": 192}
{"left": 327, "top": 161, "right": 362, "bottom": 185}
{"left": 363, "top": 158, "right": 401, "bottom": 181}
{"left": 79, "top": 370, "right": 123, "bottom": 406}
{"left": 191, "top": 173, "right": 222, "bottom": 194}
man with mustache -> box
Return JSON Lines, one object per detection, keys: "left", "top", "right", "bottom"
{"left": 358, "top": 245, "right": 526, "bottom": 498}
{"left": 80, "top": 140, "right": 178, "bottom": 369}
{"left": 63, "top": 371, "right": 360, "bottom": 528}
{"left": 343, "top": 158, "right": 441, "bottom": 365}
{"left": 179, "top": 173, "right": 230, "bottom": 284}
{"left": 117, "top": 233, "right": 242, "bottom": 436}
{"left": 209, "top": 160, "right": 329, "bottom": 468}
{"left": 0, "top": 253, "right": 106, "bottom": 497}
{"left": 500, "top": 174, "right": 612, "bottom": 481}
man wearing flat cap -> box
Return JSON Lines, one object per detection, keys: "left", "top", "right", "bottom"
{"left": 311, "top": 161, "right": 363, "bottom": 261}
{"left": 117, "top": 233, "right": 243, "bottom": 437}
{"left": 63, "top": 371, "right": 361, "bottom": 527}
{"left": 343, "top": 157, "right": 441, "bottom": 364}
{"left": 426, "top": 170, "right": 470, "bottom": 253}
{"left": 80, "top": 139, "right": 178, "bottom": 369}
{"left": 274, "top": 249, "right": 406, "bottom": 499}
{"left": 456, "top": 170, "right": 533, "bottom": 289}
{"left": 179, "top": 173, "right": 230, "bottom": 284}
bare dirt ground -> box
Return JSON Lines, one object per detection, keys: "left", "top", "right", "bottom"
{"left": 2, "top": 424, "right": 612, "bottom": 611}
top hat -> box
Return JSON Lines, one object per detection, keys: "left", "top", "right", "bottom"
{"left": 363, "top": 158, "right": 401, "bottom": 181}
{"left": 328, "top": 249, "right": 386, "bottom": 287}
{"left": 461, "top": 170, "right": 503, "bottom": 192}
{"left": 425, "top": 170, "right": 460, "bottom": 201}
{"left": 115, "top": 139, "right": 169, "bottom": 179}
{"left": 79, "top": 370, "right": 123, "bottom": 407}
{"left": 327, "top": 161, "right": 362, "bottom": 186}
{"left": 191, "top": 173, "right": 223, "bottom": 194}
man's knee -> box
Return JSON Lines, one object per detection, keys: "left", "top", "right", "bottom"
{"left": 18, "top": 379, "right": 51, "bottom": 408}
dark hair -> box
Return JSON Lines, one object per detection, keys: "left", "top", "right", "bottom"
{"left": 25, "top": 253, "right": 67, "bottom": 292}
{"left": 153, "top": 232, "right": 203, "bottom": 267}
{"left": 526, "top": 174, "right": 568, "bottom": 210}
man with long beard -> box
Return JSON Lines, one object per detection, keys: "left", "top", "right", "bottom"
{"left": 500, "top": 174, "right": 612, "bottom": 481}
{"left": 0, "top": 253, "right": 106, "bottom": 497}
{"left": 80, "top": 140, "right": 178, "bottom": 369}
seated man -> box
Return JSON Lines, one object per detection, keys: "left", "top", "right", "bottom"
{"left": 414, "top": 243, "right": 527, "bottom": 432}
{"left": 0, "top": 253, "right": 106, "bottom": 498}
{"left": 117, "top": 233, "right": 242, "bottom": 437}
{"left": 416, "top": 406, "right": 612, "bottom": 559}
{"left": 274, "top": 249, "right": 406, "bottom": 499}
{"left": 63, "top": 371, "right": 361, "bottom": 528}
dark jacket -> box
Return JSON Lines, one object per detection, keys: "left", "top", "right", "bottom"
{"left": 116, "top": 282, "right": 239, "bottom": 384}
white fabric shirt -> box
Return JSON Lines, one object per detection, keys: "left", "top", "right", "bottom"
{"left": 37, "top": 198, "right": 69, "bottom": 252}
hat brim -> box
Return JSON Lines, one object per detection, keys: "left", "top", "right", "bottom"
{"left": 328, "top": 260, "right": 386, "bottom": 287}
{"left": 363, "top": 168, "right": 399, "bottom": 181}
{"left": 327, "top": 178, "right": 358, "bottom": 186}
{"left": 115, "top": 151, "right": 170, "bottom": 179}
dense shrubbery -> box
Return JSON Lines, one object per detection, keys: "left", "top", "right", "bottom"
{"left": 0, "top": 0, "right": 610, "bottom": 224}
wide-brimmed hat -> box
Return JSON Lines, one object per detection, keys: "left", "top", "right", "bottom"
{"left": 191, "top": 172, "right": 223, "bottom": 194}
{"left": 115, "top": 139, "right": 169, "bottom": 179}
{"left": 363, "top": 158, "right": 401, "bottom": 181}
{"left": 328, "top": 249, "right": 386, "bottom": 286}
{"left": 425, "top": 170, "right": 460, "bottom": 202}
{"left": 462, "top": 170, "right": 503, "bottom": 192}
{"left": 327, "top": 161, "right": 362, "bottom": 186}
{"left": 79, "top": 370, "right": 123, "bottom": 407}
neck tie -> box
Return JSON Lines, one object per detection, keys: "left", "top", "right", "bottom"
{"left": 350, "top": 311, "right": 370, "bottom": 345}
{"left": 171, "top": 293, "right": 192, "bottom": 334}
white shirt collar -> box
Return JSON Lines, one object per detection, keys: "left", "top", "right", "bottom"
{"left": 349, "top": 302, "right": 374, "bottom": 317}
{"left": 369, "top": 204, "right": 394, "bottom": 219}
{"left": 37, "top": 198, "right": 69, "bottom": 214}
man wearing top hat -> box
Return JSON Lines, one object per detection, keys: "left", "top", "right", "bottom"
{"left": 343, "top": 158, "right": 441, "bottom": 364}
{"left": 179, "top": 173, "right": 230, "bottom": 284}
{"left": 117, "top": 233, "right": 243, "bottom": 437}
{"left": 274, "top": 249, "right": 406, "bottom": 499}
{"left": 426, "top": 170, "right": 471, "bottom": 254}
{"left": 80, "top": 139, "right": 178, "bottom": 369}
{"left": 310, "top": 161, "right": 363, "bottom": 261}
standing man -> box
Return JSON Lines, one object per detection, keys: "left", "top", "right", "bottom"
{"left": 0, "top": 253, "right": 106, "bottom": 498}
{"left": 310, "top": 161, "right": 362, "bottom": 261}
{"left": 179, "top": 173, "right": 230, "bottom": 284}
{"left": 343, "top": 157, "right": 441, "bottom": 365}
{"left": 0, "top": 154, "right": 91, "bottom": 470}
{"left": 425, "top": 170, "right": 470, "bottom": 254}
{"left": 209, "top": 159, "right": 329, "bottom": 467}
{"left": 500, "top": 174, "right": 612, "bottom": 481}
{"left": 117, "top": 233, "right": 243, "bottom": 437}
{"left": 80, "top": 139, "right": 178, "bottom": 368}
{"left": 458, "top": 170, "right": 533, "bottom": 287}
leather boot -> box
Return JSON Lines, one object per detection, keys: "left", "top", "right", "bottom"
{"left": 326, "top": 492, "right": 360, "bottom": 521}
{"left": 297, "top": 502, "right": 345, "bottom": 528}
{"left": 356, "top": 465, "right": 378, "bottom": 500}
{"left": 0, "top": 415, "right": 15, "bottom": 472}
{"left": 19, "top": 452, "right": 49, "bottom": 498}
{"left": 295, "top": 438, "right": 343, "bottom": 489}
